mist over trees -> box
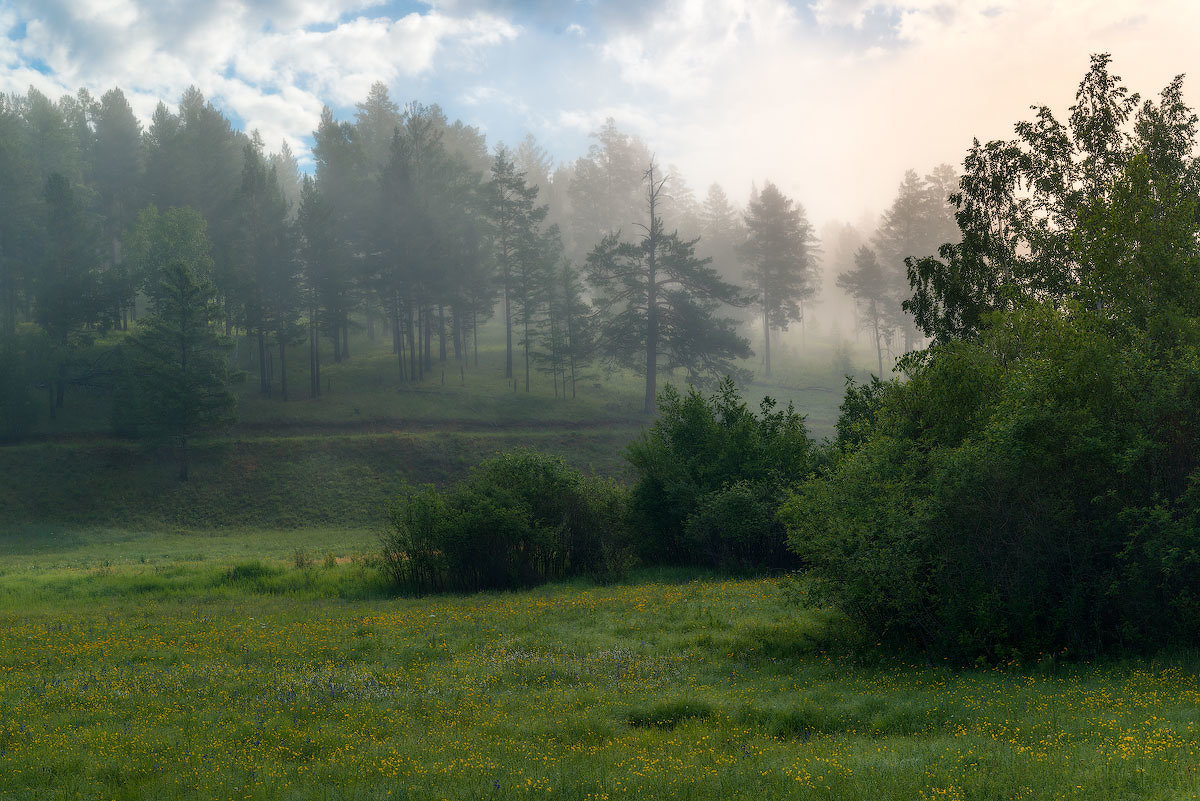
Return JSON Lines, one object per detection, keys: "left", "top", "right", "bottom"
{"left": 0, "top": 73, "right": 961, "bottom": 459}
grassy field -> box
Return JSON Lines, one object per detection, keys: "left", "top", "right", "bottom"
{"left": 2, "top": 528, "right": 1199, "bottom": 801}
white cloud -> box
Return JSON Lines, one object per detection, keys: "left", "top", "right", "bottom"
{"left": 808, "top": 0, "right": 876, "bottom": 28}
{"left": 2, "top": 0, "right": 521, "bottom": 168}
{"left": 598, "top": 0, "right": 801, "bottom": 100}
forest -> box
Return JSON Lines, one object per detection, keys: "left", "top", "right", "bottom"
{"left": 0, "top": 76, "right": 957, "bottom": 448}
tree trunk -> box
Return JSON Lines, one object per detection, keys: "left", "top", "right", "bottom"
{"left": 257, "top": 329, "right": 269, "bottom": 396}
{"left": 452, "top": 308, "right": 462, "bottom": 361}
{"left": 644, "top": 167, "right": 660, "bottom": 414}
{"left": 762, "top": 303, "right": 772, "bottom": 378}
{"left": 179, "top": 438, "right": 189, "bottom": 482}
{"left": 407, "top": 300, "right": 418, "bottom": 381}
{"left": 309, "top": 315, "right": 320, "bottom": 399}
{"left": 423, "top": 305, "right": 432, "bottom": 372}
{"left": 278, "top": 334, "right": 288, "bottom": 401}
{"left": 472, "top": 309, "right": 479, "bottom": 368}
{"left": 438, "top": 305, "right": 446, "bottom": 363}
{"left": 504, "top": 268, "right": 513, "bottom": 379}
{"left": 872, "top": 300, "right": 883, "bottom": 377}
{"left": 523, "top": 309, "right": 531, "bottom": 392}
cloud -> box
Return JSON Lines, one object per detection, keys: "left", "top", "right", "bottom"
{"left": 808, "top": 0, "right": 876, "bottom": 28}
{"left": 3, "top": 0, "right": 518, "bottom": 161}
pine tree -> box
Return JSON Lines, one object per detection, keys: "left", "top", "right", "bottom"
{"left": 130, "top": 259, "right": 237, "bottom": 481}
{"left": 587, "top": 162, "right": 751, "bottom": 412}
{"left": 35, "top": 173, "right": 103, "bottom": 416}
{"left": 487, "top": 147, "right": 547, "bottom": 381}
{"left": 836, "top": 246, "right": 892, "bottom": 376}
{"left": 739, "top": 182, "right": 818, "bottom": 376}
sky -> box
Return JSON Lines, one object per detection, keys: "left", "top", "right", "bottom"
{"left": 3, "top": 0, "right": 1200, "bottom": 226}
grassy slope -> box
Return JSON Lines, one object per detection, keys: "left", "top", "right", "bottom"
{"left": 3, "top": 323, "right": 859, "bottom": 529}
{"left": 1, "top": 534, "right": 1198, "bottom": 801}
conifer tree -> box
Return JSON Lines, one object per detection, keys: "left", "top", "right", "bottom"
{"left": 130, "top": 257, "right": 237, "bottom": 481}
{"left": 487, "top": 147, "right": 547, "bottom": 380}
{"left": 739, "top": 182, "right": 818, "bottom": 376}
{"left": 587, "top": 163, "right": 751, "bottom": 412}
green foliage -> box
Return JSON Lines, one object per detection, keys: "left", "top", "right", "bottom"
{"left": 832, "top": 374, "right": 891, "bottom": 451}
{"left": 627, "top": 377, "right": 811, "bottom": 570}
{"left": 382, "top": 449, "right": 634, "bottom": 593}
{"left": 129, "top": 258, "right": 240, "bottom": 479}
{"left": 788, "top": 301, "right": 1200, "bottom": 659}
{"left": 789, "top": 56, "right": 1200, "bottom": 661}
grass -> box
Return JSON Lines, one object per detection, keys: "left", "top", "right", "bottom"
{"left": 0, "top": 428, "right": 638, "bottom": 528}
{"left": 2, "top": 527, "right": 1200, "bottom": 800}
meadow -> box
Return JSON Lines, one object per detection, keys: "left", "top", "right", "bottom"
{"left": 2, "top": 528, "right": 1200, "bottom": 800}
{"left": 11, "top": 328, "right": 1195, "bottom": 800}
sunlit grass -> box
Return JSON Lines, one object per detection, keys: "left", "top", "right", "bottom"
{"left": 2, "top": 528, "right": 1199, "bottom": 800}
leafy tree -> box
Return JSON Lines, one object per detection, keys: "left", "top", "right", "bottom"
{"left": 568, "top": 119, "right": 650, "bottom": 256}
{"left": 129, "top": 253, "right": 238, "bottom": 481}
{"left": 536, "top": 258, "right": 592, "bottom": 398}
{"left": 142, "top": 88, "right": 246, "bottom": 330}
{"left": 904, "top": 54, "right": 1182, "bottom": 345}
{"left": 268, "top": 140, "right": 302, "bottom": 218}
{"left": 627, "top": 378, "right": 811, "bottom": 568}
{"left": 21, "top": 87, "right": 84, "bottom": 186}
{"left": 697, "top": 183, "right": 744, "bottom": 283}
{"left": 297, "top": 176, "right": 337, "bottom": 396}
{"left": 739, "top": 182, "right": 818, "bottom": 375}
{"left": 790, "top": 56, "right": 1200, "bottom": 659}
{"left": 513, "top": 222, "right": 558, "bottom": 392}
{"left": 586, "top": 163, "right": 751, "bottom": 412}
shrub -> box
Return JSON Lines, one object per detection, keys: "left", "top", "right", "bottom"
{"left": 382, "top": 450, "right": 633, "bottom": 593}
{"left": 785, "top": 303, "right": 1200, "bottom": 660}
{"left": 626, "top": 377, "right": 811, "bottom": 569}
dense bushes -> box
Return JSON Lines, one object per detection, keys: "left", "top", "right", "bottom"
{"left": 382, "top": 449, "right": 632, "bottom": 593}
{"left": 626, "top": 377, "right": 811, "bottom": 571}
{"left": 785, "top": 304, "right": 1200, "bottom": 659}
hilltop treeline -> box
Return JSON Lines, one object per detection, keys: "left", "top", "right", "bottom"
{"left": 0, "top": 80, "right": 873, "bottom": 440}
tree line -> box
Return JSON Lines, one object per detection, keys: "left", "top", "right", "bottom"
{"left": 0, "top": 80, "right": 894, "bottom": 448}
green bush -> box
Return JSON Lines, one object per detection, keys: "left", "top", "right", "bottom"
{"left": 382, "top": 449, "right": 633, "bottom": 593}
{"left": 785, "top": 303, "right": 1200, "bottom": 660}
{"left": 626, "top": 377, "right": 811, "bottom": 569}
